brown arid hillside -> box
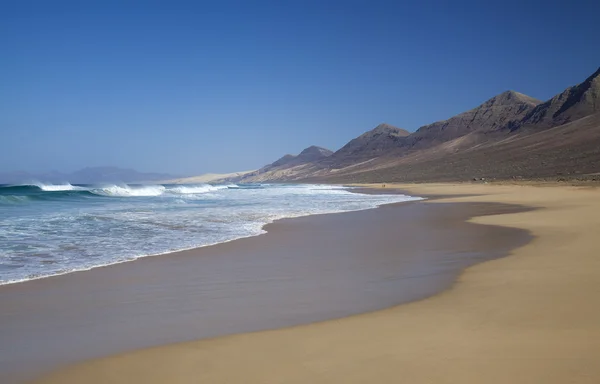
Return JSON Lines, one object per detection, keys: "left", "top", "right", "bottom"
{"left": 314, "top": 113, "right": 600, "bottom": 183}
{"left": 241, "top": 146, "right": 333, "bottom": 182}
{"left": 517, "top": 67, "right": 600, "bottom": 130}
{"left": 404, "top": 90, "right": 541, "bottom": 149}
{"left": 237, "top": 66, "right": 600, "bottom": 184}
{"left": 321, "top": 123, "right": 410, "bottom": 167}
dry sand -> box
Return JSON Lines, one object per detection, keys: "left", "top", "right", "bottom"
{"left": 33, "top": 183, "right": 600, "bottom": 383}
{"left": 2, "top": 197, "right": 526, "bottom": 383}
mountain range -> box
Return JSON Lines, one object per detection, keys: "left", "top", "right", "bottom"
{"left": 6, "top": 67, "right": 598, "bottom": 186}
{"left": 235, "top": 66, "right": 600, "bottom": 183}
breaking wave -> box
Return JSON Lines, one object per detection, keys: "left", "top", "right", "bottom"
{"left": 0, "top": 183, "right": 242, "bottom": 202}
{"left": 37, "top": 183, "right": 84, "bottom": 192}
{"left": 0, "top": 182, "right": 424, "bottom": 285}
{"left": 89, "top": 185, "right": 167, "bottom": 197}
{"left": 167, "top": 185, "right": 230, "bottom": 194}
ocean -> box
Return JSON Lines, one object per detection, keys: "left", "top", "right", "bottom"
{"left": 0, "top": 183, "right": 421, "bottom": 284}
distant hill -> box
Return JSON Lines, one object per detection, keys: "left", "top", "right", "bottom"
{"left": 238, "top": 146, "right": 333, "bottom": 182}
{"left": 0, "top": 166, "right": 178, "bottom": 184}
{"left": 243, "top": 66, "right": 600, "bottom": 183}
{"left": 322, "top": 123, "right": 409, "bottom": 167}
{"left": 164, "top": 170, "right": 255, "bottom": 184}
{"left": 262, "top": 146, "right": 333, "bottom": 171}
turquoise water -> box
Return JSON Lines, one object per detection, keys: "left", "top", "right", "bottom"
{"left": 0, "top": 183, "right": 420, "bottom": 284}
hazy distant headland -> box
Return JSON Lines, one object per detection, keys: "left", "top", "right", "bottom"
{"left": 0, "top": 166, "right": 178, "bottom": 185}
{"left": 6, "top": 67, "right": 598, "bottom": 187}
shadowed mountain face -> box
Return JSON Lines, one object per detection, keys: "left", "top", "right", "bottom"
{"left": 239, "top": 146, "right": 333, "bottom": 182}
{"left": 317, "top": 113, "right": 600, "bottom": 183}
{"left": 295, "top": 146, "right": 334, "bottom": 162}
{"left": 314, "top": 91, "right": 542, "bottom": 171}
{"left": 322, "top": 123, "right": 409, "bottom": 166}
{"left": 518, "top": 67, "right": 600, "bottom": 130}
{"left": 264, "top": 146, "right": 333, "bottom": 170}
{"left": 269, "top": 154, "right": 297, "bottom": 169}
{"left": 406, "top": 90, "right": 541, "bottom": 149}
{"left": 241, "top": 66, "right": 600, "bottom": 183}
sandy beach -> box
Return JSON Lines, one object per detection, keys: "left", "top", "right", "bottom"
{"left": 1, "top": 192, "right": 528, "bottom": 383}
{"left": 29, "top": 183, "right": 600, "bottom": 383}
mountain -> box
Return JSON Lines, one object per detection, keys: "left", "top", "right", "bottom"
{"left": 259, "top": 146, "right": 333, "bottom": 172}
{"left": 248, "top": 66, "right": 600, "bottom": 183}
{"left": 269, "top": 154, "right": 297, "bottom": 169}
{"left": 0, "top": 167, "right": 178, "bottom": 184}
{"left": 317, "top": 113, "right": 600, "bottom": 183}
{"left": 296, "top": 146, "right": 334, "bottom": 162}
{"left": 406, "top": 90, "right": 541, "bottom": 149}
{"left": 299, "top": 91, "right": 541, "bottom": 177}
{"left": 163, "top": 170, "right": 256, "bottom": 184}
{"left": 312, "top": 67, "right": 600, "bottom": 183}
{"left": 238, "top": 146, "right": 333, "bottom": 182}
{"left": 318, "top": 91, "right": 541, "bottom": 172}
{"left": 518, "top": 67, "right": 600, "bottom": 130}
{"left": 322, "top": 123, "right": 409, "bottom": 166}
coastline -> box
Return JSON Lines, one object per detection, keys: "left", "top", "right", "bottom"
{"left": 30, "top": 183, "right": 600, "bottom": 383}
{"left": 1, "top": 193, "right": 530, "bottom": 383}
{"left": 0, "top": 187, "right": 421, "bottom": 287}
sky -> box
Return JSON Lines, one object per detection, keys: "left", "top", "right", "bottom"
{"left": 1, "top": 0, "right": 599, "bottom": 176}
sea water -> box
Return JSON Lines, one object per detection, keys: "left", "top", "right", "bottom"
{"left": 0, "top": 183, "right": 420, "bottom": 284}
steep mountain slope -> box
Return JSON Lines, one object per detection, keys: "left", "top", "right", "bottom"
{"left": 318, "top": 90, "right": 541, "bottom": 172}
{"left": 239, "top": 146, "right": 333, "bottom": 182}
{"left": 322, "top": 123, "right": 409, "bottom": 167}
{"left": 315, "top": 113, "right": 600, "bottom": 183}
{"left": 263, "top": 154, "right": 297, "bottom": 171}
{"left": 294, "top": 146, "right": 334, "bottom": 164}
{"left": 264, "top": 146, "right": 333, "bottom": 171}
{"left": 244, "top": 66, "right": 600, "bottom": 184}
{"left": 518, "top": 67, "right": 600, "bottom": 129}
{"left": 311, "top": 67, "right": 600, "bottom": 182}
{"left": 405, "top": 91, "right": 541, "bottom": 149}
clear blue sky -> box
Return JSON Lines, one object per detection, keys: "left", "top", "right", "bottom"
{"left": 1, "top": 0, "right": 599, "bottom": 175}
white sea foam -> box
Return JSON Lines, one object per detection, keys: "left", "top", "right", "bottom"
{"left": 0, "top": 184, "right": 424, "bottom": 285}
{"left": 90, "top": 185, "right": 166, "bottom": 197}
{"left": 167, "top": 184, "right": 231, "bottom": 194}
{"left": 36, "top": 183, "right": 84, "bottom": 192}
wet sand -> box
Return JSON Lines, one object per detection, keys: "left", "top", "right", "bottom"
{"left": 0, "top": 198, "right": 531, "bottom": 383}
{"left": 30, "top": 183, "right": 600, "bottom": 384}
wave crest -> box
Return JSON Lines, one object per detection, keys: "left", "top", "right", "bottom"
{"left": 37, "top": 183, "right": 84, "bottom": 192}
{"left": 168, "top": 185, "right": 230, "bottom": 194}
{"left": 90, "top": 185, "right": 167, "bottom": 197}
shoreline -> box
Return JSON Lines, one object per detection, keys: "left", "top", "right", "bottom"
{"left": 30, "top": 183, "right": 600, "bottom": 384}
{"left": 1, "top": 194, "right": 531, "bottom": 383}
{"left": 0, "top": 188, "right": 421, "bottom": 287}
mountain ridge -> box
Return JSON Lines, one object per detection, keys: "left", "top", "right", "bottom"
{"left": 321, "top": 123, "right": 409, "bottom": 167}
{"left": 239, "top": 66, "right": 600, "bottom": 183}
{"left": 517, "top": 67, "right": 600, "bottom": 130}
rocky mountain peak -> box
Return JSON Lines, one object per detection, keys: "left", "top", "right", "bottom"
{"left": 362, "top": 123, "right": 410, "bottom": 138}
